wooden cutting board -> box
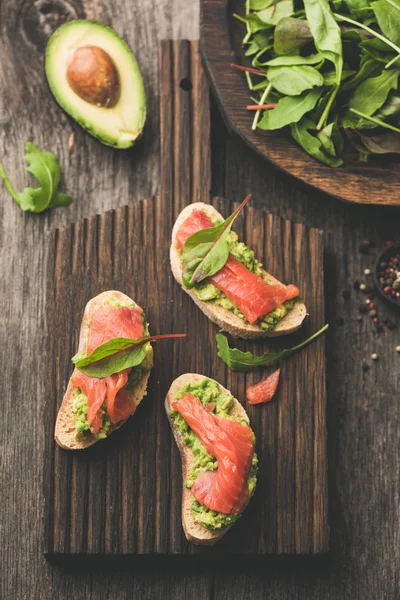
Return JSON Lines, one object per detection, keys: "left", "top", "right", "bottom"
{"left": 44, "top": 41, "right": 328, "bottom": 556}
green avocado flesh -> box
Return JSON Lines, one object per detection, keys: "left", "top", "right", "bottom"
{"left": 45, "top": 20, "right": 146, "bottom": 148}
{"left": 73, "top": 346, "right": 153, "bottom": 440}
{"left": 170, "top": 378, "right": 258, "bottom": 531}
{"left": 184, "top": 227, "right": 298, "bottom": 331}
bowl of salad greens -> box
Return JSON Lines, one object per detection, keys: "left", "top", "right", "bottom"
{"left": 201, "top": 0, "right": 400, "bottom": 205}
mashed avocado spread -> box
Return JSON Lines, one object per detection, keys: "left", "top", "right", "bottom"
{"left": 170, "top": 378, "right": 258, "bottom": 531}
{"left": 181, "top": 225, "right": 298, "bottom": 331}
{"left": 72, "top": 296, "right": 153, "bottom": 440}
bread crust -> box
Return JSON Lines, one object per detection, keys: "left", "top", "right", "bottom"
{"left": 54, "top": 291, "right": 152, "bottom": 450}
{"left": 165, "top": 373, "right": 253, "bottom": 546}
{"left": 170, "top": 202, "right": 307, "bottom": 339}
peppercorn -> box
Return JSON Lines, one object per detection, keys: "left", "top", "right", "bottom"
{"left": 356, "top": 315, "right": 363, "bottom": 322}
{"left": 364, "top": 268, "right": 371, "bottom": 276}
{"left": 369, "top": 309, "right": 377, "bottom": 317}
{"left": 371, "top": 353, "right": 378, "bottom": 361}
{"left": 368, "top": 302, "right": 375, "bottom": 310}
{"left": 383, "top": 286, "right": 391, "bottom": 294}
{"left": 362, "top": 361, "right": 370, "bottom": 371}
{"left": 396, "top": 345, "right": 400, "bottom": 353}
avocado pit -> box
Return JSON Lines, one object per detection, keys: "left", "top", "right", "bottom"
{"left": 67, "top": 45, "right": 120, "bottom": 108}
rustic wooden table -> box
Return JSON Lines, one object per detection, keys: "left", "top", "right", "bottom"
{"left": 1, "top": 2, "right": 399, "bottom": 599}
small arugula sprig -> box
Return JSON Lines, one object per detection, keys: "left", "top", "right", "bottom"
{"left": 216, "top": 324, "right": 329, "bottom": 372}
{"left": 0, "top": 142, "right": 72, "bottom": 213}
{"left": 236, "top": 0, "right": 400, "bottom": 165}
{"left": 182, "top": 194, "right": 252, "bottom": 288}
{"left": 72, "top": 333, "right": 186, "bottom": 378}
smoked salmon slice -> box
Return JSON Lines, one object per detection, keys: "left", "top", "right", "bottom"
{"left": 176, "top": 209, "right": 299, "bottom": 324}
{"left": 87, "top": 304, "right": 144, "bottom": 353}
{"left": 171, "top": 394, "right": 254, "bottom": 515}
{"left": 72, "top": 304, "right": 145, "bottom": 433}
{"left": 246, "top": 368, "right": 281, "bottom": 405}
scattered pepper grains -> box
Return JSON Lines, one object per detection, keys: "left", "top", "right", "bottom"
{"left": 376, "top": 249, "right": 400, "bottom": 306}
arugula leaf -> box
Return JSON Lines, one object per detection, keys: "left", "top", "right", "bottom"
{"left": 343, "top": 0, "right": 373, "bottom": 18}
{"left": 323, "top": 68, "right": 356, "bottom": 86}
{"left": 216, "top": 325, "right": 329, "bottom": 372}
{"left": 303, "top": 0, "right": 343, "bottom": 127}
{"left": 349, "top": 68, "right": 400, "bottom": 115}
{"left": 340, "top": 57, "right": 382, "bottom": 91}
{"left": 72, "top": 333, "right": 186, "bottom": 378}
{"left": 258, "top": 88, "right": 323, "bottom": 130}
{"left": 291, "top": 117, "right": 343, "bottom": 166}
{"left": 372, "top": 0, "right": 400, "bottom": 46}
{"left": 182, "top": 194, "right": 252, "bottom": 287}
{"left": 273, "top": 17, "right": 313, "bottom": 55}
{"left": 268, "top": 65, "right": 324, "bottom": 95}
{"left": 265, "top": 53, "right": 323, "bottom": 66}
{"left": 0, "top": 142, "right": 72, "bottom": 213}
{"left": 318, "top": 121, "right": 344, "bottom": 156}
{"left": 303, "top": 1, "right": 343, "bottom": 82}
{"left": 257, "top": 0, "right": 294, "bottom": 25}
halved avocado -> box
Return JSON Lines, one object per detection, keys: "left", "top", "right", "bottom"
{"left": 45, "top": 20, "right": 146, "bottom": 149}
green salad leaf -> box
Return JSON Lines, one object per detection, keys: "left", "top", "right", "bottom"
{"left": 258, "top": 88, "right": 323, "bottom": 129}
{"left": 372, "top": 0, "right": 400, "bottom": 46}
{"left": 181, "top": 194, "right": 252, "bottom": 288}
{"left": 216, "top": 325, "right": 329, "bottom": 372}
{"left": 237, "top": 0, "right": 400, "bottom": 165}
{"left": 268, "top": 65, "right": 324, "bottom": 95}
{"left": 0, "top": 142, "right": 72, "bottom": 213}
{"left": 72, "top": 333, "right": 186, "bottom": 378}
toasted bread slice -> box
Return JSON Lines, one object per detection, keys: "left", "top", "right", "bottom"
{"left": 170, "top": 202, "right": 307, "bottom": 339}
{"left": 55, "top": 290, "right": 152, "bottom": 450}
{"left": 165, "top": 373, "right": 254, "bottom": 546}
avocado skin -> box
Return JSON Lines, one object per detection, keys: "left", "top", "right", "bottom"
{"left": 45, "top": 20, "right": 146, "bottom": 149}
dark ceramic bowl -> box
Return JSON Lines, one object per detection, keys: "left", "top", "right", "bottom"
{"left": 373, "top": 242, "right": 400, "bottom": 312}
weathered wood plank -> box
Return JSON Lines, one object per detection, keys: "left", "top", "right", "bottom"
{"left": 0, "top": 0, "right": 399, "bottom": 598}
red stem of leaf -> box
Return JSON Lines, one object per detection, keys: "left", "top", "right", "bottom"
{"left": 231, "top": 63, "right": 266, "bottom": 76}
{"left": 247, "top": 104, "right": 277, "bottom": 111}
{"left": 236, "top": 193, "right": 253, "bottom": 214}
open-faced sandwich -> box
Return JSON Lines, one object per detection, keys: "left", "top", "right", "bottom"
{"left": 170, "top": 200, "right": 307, "bottom": 339}
{"left": 55, "top": 290, "right": 155, "bottom": 450}
{"left": 166, "top": 374, "right": 258, "bottom": 545}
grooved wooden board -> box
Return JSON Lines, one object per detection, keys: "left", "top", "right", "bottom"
{"left": 44, "top": 40, "right": 328, "bottom": 556}
{"left": 200, "top": 0, "right": 400, "bottom": 205}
